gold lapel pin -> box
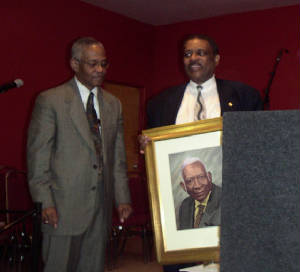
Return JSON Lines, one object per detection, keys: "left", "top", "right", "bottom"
{"left": 228, "top": 102, "right": 233, "bottom": 107}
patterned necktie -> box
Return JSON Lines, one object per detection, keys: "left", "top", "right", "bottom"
{"left": 86, "top": 92, "right": 103, "bottom": 169}
{"left": 194, "top": 204, "right": 205, "bottom": 228}
{"left": 194, "top": 85, "right": 206, "bottom": 120}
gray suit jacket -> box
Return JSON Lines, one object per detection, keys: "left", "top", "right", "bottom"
{"left": 178, "top": 184, "right": 221, "bottom": 230}
{"left": 27, "top": 79, "right": 130, "bottom": 236}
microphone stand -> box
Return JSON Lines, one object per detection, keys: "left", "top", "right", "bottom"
{"left": 263, "top": 49, "right": 288, "bottom": 110}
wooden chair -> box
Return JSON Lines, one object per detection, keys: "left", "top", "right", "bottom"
{"left": 0, "top": 166, "right": 36, "bottom": 270}
{"left": 1, "top": 167, "right": 33, "bottom": 223}
{"left": 0, "top": 165, "right": 11, "bottom": 227}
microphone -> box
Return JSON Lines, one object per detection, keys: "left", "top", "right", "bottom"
{"left": 276, "top": 48, "right": 289, "bottom": 62}
{"left": 0, "top": 78, "right": 24, "bottom": 94}
{"left": 283, "top": 48, "right": 289, "bottom": 54}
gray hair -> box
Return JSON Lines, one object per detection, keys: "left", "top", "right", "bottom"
{"left": 71, "top": 37, "right": 104, "bottom": 60}
{"left": 181, "top": 157, "right": 206, "bottom": 179}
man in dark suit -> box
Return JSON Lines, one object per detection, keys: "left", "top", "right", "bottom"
{"left": 140, "top": 34, "right": 262, "bottom": 271}
{"left": 145, "top": 34, "right": 262, "bottom": 129}
{"left": 178, "top": 157, "right": 221, "bottom": 230}
{"left": 27, "top": 37, "right": 132, "bottom": 272}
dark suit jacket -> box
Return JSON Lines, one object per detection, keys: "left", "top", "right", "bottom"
{"left": 147, "top": 78, "right": 263, "bottom": 128}
{"left": 27, "top": 79, "right": 131, "bottom": 236}
{"left": 178, "top": 184, "right": 221, "bottom": 230}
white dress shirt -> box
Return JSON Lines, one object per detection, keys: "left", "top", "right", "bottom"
{"left": 75, "top": 77, "right": 102, "bottom": 134}
{"left": 75, "top": 76, "right": 100, "bottom": 118}
{"left": 176, "top": 76, "right": 221, "bottom": 125}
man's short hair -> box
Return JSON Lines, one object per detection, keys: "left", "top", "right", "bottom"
{"left": 71, "top": 37, "right": 104, "bottom": 60}
{"left": 181, "top": 157, "right": 205, "bottom": 179}
{"left": 182, "top": 34, "right": 219, "bottom": 56}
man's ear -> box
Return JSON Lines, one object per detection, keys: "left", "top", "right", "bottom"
{"left": 207, "top": 171, "right": 212, "bottom": 182}
{"left": 180, "top": 181, "right": 187, "bottom": 192}
{"left": 70, "top": 58, "right": 79, "bottom": 73}
{"left": 214, "top": 54, "right": 220, "bottom": 67}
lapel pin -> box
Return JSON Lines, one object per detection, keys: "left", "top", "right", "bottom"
{"left": 228, "top": 102, "right": 233, "bottom": 107}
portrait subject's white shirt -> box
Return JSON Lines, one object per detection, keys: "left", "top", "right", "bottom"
{"left": 176, "top": 76, "right": 221, "bottom": 124}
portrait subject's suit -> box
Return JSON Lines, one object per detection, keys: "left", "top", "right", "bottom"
{"left": 147, "top": 78, "right": 263, "bottom": 128}
{"left": 178, "top": 184, "right": 221, "bottom": 230}
{"left": 27, "top": 78, "right": 130, "bottom": 270}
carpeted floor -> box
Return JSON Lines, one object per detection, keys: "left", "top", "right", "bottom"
{"left": 0, "top": 232, "right": 162, "bottom": 272}
{"left": 106, "top": 235, "right": 162, "bottom": 272}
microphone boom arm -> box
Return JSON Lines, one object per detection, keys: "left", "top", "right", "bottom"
{"left": 263, "top": 49, "right": 288, "bottom": 109}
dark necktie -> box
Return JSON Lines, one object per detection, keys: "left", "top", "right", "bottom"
{"left": 194, "top": 85, "right": 206, "bottom": 120}
{"left": 86, "top": 92, "right": 103, "bottom": 170}
{"left": 194, "top": 203, "right": 205, "bottom": 228}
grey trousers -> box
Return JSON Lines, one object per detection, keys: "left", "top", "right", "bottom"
{"left": 42, "top": 185, "right": 108, "bottom": 272}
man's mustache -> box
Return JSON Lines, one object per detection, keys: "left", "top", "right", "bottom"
{"left": 193, "top": 186, "right": 206, "bottom": 192}
{"left": 188, "top": 61, "right": 203, "bottom": 69}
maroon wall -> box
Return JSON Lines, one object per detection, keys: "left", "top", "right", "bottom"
{"left": 0, "top": 1, "right": 154, "bottom": 169}
{"left": 0, "top": 3, "right": 299, "bottom": 170}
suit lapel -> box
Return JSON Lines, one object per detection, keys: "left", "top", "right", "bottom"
{"left": 187, "top": 196, "right": 195, "bottom": 229}
{"left": 163, "top": 84, "right": 186, "bottom": 125}
{"left": 199, "top": 184, "right": 220, "bottom": 227}
{"left": 216, "top": 79, "right": 240, "bottom": 114}
{"left": 66, "top": 79, "right": 95, "bottom": 152}
{"left": 96, "top": 88, "right": 111, "bottom": 164}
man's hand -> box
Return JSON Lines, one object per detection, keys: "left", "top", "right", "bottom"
{"left": 138, "top": 135, "right": 151, "bottom": 154}
{"left": 42, "top": 207, "right": 58, "bottom": 229}
{"left": 117, "top": 204, "right": 133, "bottom": 223}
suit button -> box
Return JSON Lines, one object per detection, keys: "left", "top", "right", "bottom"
{"left": 91, "top": 186, "right": 96, "bottom": 191}
{"left": 93, "top": 164, "right": 97, "bottom": 169}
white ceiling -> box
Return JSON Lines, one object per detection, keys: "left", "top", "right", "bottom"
{"left": 81, "top": 0, "right": 299, "bottom": 26}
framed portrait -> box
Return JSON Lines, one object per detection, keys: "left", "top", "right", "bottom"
{"left": 142, "top": 117, "right": 222, "bottom": 264}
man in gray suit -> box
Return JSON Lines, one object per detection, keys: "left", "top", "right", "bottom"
{"left": 178, "top": 157, "right": 221, "bottom": 230}
{"left": 27, "top": 37, "right": 132, "bottom": 272}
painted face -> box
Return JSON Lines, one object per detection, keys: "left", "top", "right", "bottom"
{"left": 181, "top": 161, "right": 212, "bottom": 202}
{"left": 183, "top": 38, "right": 220, "bottom": 84}
{"left": 71, "top": 44, "right": 109, "bottom": 90}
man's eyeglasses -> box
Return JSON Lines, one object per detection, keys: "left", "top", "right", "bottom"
{"left": 75, "top": 58, "right": 109, "bottom": 69}
{"left": 185, "top": 175, "right": 208, "bottom": 185}
{"left": 183, "top": 49, "right": 210, "bottom": 58}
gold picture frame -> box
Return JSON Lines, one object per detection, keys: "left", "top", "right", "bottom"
{"left": 142, "top": 117, "right": 223, "bottom": 264}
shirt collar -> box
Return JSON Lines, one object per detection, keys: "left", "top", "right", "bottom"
{"left": 194, "top": 191, "right": 211, "bottom": 208}
{"left": 189, "top": 75, "right": 216, "bottom": 93}
{"left": 74, "top": 76, "right": 98, "bottom": 96}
